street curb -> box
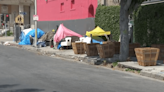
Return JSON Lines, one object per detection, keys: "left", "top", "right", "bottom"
{"left": 118, "top": 63, "right": 142, "bottom": 71}
{"left": 16, "top": 45, "right": 104, "bottom": 65}
{"left": 118, "top": 63, "right": 164, "bottom": 81}
{"left": 140, "top": 71, "right": 164, "bottom": 80}
{"left": 17, "top": 45, "right": 120, "bottom": 65}
{"left": 0, "top": 42, "right": 120, "bottom": 65}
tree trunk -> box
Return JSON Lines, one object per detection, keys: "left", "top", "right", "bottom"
{"left": 119, "top": 1, "right": 129, "bottom": 61}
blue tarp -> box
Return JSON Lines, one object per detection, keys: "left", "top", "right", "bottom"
{"left": 92, "top": 39, "right": 103, "bottom": 44}
{"left": 57, "top": 42, "right": 61, "bottom": 49}
{"left": 19, "top": 32, "right": 25, "bottom": 42}
{"left": 19, "top": 28, "right": 45, "bottom": 45}
{"left": 85, "top": 35, "right": 104, "bottom": 44}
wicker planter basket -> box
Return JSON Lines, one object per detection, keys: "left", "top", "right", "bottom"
{"left": 151, "top": 44, "right": 164, "bottom": 60}
{"left": 97, "top": 42, "right": 115, "bottom": 58}
{"left": 113, "top": 42, "right": 120, "bottom": 54}
{"left": 83, "top": 43, "right": 99, "bottom": 56}
{"left": 129, "top": 43, "right": 141, "bottom": 57}
{"left": 135, "top": 47, "right": 160, "bottom": 66}
{"left": 72, "top": 42, "right": 85, "bottom": 54}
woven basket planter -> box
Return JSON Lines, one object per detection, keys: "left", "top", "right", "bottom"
{"left": 135, "top": 47, "right": 159, "bottom": 66}
{"left": 113, "top": 42, "right": 120, "bottom": 54}
{"left": 97, "top": 42, "right": 115, "bottom": 58}
{"left": 83, "top": 43, "right": 99, "bottom": 56}
{"left": 72, "top": 42, "right": 85, "bottom": 54}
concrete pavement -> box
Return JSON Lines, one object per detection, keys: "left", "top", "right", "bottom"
{"left": 0, "top": 45, "right": 164, "bottom": 92}
{"left": 0, "top": 36, "right": 14, "bottom": 42}
{"left": 119, "top": 62, "right": 164, "bottom": 80}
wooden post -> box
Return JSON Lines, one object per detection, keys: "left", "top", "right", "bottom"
{"left": 90, "top": 34, "right": 92, "bottom": 43}
{"left": 110, "top": 34, "right": 113, "bottom": 41}
{"left": 104, "top": 34, "right": 110, "bottom": 41}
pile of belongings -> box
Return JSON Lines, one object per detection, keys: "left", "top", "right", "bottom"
{"left": 53, "top": 24, "right": 82, "bottom": 49}
{"left": 19, "top": 28, "right": 45, "bottom": 45}
{"left": 37, "top": 31, "right": 55, "bottom": 48}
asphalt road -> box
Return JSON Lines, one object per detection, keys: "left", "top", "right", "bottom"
{"left": 0, "top": 45, "right": 164, "bottom": 92}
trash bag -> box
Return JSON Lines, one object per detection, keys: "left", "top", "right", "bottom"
{"left": 19, "top": 28, "right": 45, "bottom": 45}
{"left": 37, "top": 42, "right": 46, "bottom": 48}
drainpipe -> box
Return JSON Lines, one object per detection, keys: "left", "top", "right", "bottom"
{"left": 34, "top": 0, "right": 37, "bottom": 47}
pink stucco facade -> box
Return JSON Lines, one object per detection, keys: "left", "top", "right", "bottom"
{"left": 37, "top": 0, "right": 97, "bottom": 21}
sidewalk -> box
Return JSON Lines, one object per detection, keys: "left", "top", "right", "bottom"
{"left": 0, "top": 36, "right": 14, "bottom": 42}
{"left": 0, "top": 36, "right": 164, "bottom": 81}
{"left": 21, "top": 46, "right": 120, "bottom": 65}
{"left": 0, "top": 36, "right": 118, "bottom": 65}
{"left": 119, "top": 62, "right": 164, "bottom": 80}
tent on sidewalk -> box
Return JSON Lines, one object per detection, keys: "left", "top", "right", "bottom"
{"left": 19, "top": 28, "right": 45, "bottom": 45}
{"left": 54, "top": 24, "right": 83, "bottom": 43}
{"left": 86, "top": 26, "right": 111, "bottom": 37}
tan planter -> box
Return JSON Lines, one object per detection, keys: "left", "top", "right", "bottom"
{"left": 113, "top": 42, "right": 120, "bottom": 54}
{"left": 97, "top": 42, "right": 115, "bottom": 58}
{"left": 83, "top": 43, "right": 99, "bottom": 56}
{"left": 135, "top": 47, "right": 160, "bottom": 66}
{"left": 72, "top": 42, "right": 85, "bottom": 54}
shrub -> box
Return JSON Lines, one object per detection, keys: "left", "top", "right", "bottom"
{"left": 95, "top": 5, "right": 120, "bottom": 41}
{"left": 134, "top": 3, "right": 164, "bottom": 46}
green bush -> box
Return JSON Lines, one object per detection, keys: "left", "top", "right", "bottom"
{"left": 134, "top": 3, "right": 164, "bottom": 46}
{"left": 7, "top": 31, "right": 13, "bottom": 36}
{"left": 2, "top": 31, "right": 13, "bottom": 36}
{"left": 95, "top": 5, "right": 120, "bottom": 41}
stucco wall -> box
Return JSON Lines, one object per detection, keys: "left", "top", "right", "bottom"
{"left": 0, "top": 4, "right": 31, "bottom": 29}
{"left": 38, "top": 18, "right": 95, "bottom": 35}
{"left": 30, "top": 4, "right": 35, "bottom": 29}
{"left": 37, "top": 0, "right": 97, "bottom": 21}
{"left": 0, "top": 4, "right": 11, "bottom": 14}
{"left": 24, "top": 6, "right": 30, "bottom": 26}
{"left": 10, "top": 5, "right": 19, "bottom": 27}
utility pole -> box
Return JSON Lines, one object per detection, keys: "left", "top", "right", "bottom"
{"left": 34, "top": 0, "right": 37, "bottom": 47}
{"left": 5, "top": 14, "right": 6, "bottom": 37}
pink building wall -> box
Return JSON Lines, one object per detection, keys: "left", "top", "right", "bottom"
{"left": 37, "top": 0, "right": 97, "bottom": 21}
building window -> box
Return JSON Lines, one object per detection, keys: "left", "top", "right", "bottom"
{"left": 71, "top": 0, "right": 75, "bottom": 9}
{"left": 61, "top": 3, "right": 64, "bottom": 11}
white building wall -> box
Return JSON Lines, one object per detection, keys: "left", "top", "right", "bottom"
{"left": 24, "top": 6, "right": 30, "bottom": 26}
{"left": 0, "top": 0, "right": 34, "bottom": 29}
{"left": 30, "top": 4, "right": 35, "bottom": 29}
{"left": 10, "top": 5, "right": 19, "bottom": 27}
{"left": 9, "top": 5, "right": 19, "bottom": 31}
